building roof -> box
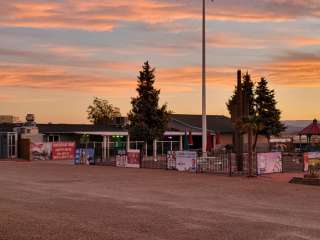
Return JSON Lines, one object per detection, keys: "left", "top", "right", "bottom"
{"left": 299, "top": 119, "right": 320, "bottom": 135}
{"left": 0, "top": 123, "right": 19, "bottom": 132}
{"left": 37, "top": 124, "right": 127, "bottom": 134}
{"left": 169, "top": 114, "right": 233, "bottom": 133}
{"left": 0, "top": 114, "right": 234, "bottom": 134}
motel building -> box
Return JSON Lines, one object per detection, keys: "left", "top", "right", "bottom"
{"left": 0, "top": 114, "right": 236, "bottom": 161}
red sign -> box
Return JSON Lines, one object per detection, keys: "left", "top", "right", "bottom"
{"left": 126, "top": 150, "right": 140, "bottom": 168}
{"left": 52, "top": 142, "right": 75, "bottom": 160}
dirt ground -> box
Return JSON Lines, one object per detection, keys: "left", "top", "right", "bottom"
{"left": 0, "top": 161, "right": 319, "bottom": 240}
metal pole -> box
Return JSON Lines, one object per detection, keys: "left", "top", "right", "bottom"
{"left": 202, "top": 0, "right": 207, "bottom": 156}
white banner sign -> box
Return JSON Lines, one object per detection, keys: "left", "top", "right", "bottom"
{"left": 257, "top": 152, "right": 282, "bottom": 175}
{"left": 116, "top": 155, "right": 127, "bottom": 168}
{"left": 175, "top": 151, "right": 197, "bottom": 172}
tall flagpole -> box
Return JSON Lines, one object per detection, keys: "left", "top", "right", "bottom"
{"left": 202, "top": 0, "right": 207, "bottom": 156}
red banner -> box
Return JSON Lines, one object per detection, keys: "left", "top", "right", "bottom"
{"left": 52, "top": 142, "right": 75, "bottom": 160}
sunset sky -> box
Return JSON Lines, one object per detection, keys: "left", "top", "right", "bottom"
{"left": 0, "top": 0, "right": 319, "bottom": 123}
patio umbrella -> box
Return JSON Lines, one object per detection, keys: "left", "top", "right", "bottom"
{"left": 216, "top": 132, "right": 221, "bottom": 145}
{"left": 188, "top": 130, "right": 193, "bottom": 146}
{"left": 183, "top": 129, "right": 189, "bottom": 150}
{"left": 206, "top": 133, "right": 213, "bottom": 152}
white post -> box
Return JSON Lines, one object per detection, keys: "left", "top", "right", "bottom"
{"left": 14, "top": 133, "right": 18, "bottom": 158}
{"left": 6, "top": 133, "right": 10, "bottom": 158}
{"left": 153, "top": 139, "right": 157, "bottom": 161}
{"left": 127, "top": 135, "right": 130, "bottom": 152}
{"left": 103, "top": 136, "right": 107, "bottom": 161}
{"left": 145, "top": 142, "right": 148, "bottom": 158}
{"left": 107, "top": 136, "right": 110, "bottom": 159}
{"left": 202, "top": 0, "right": 207, "bottom": 157}
{"left": 179, "top": 135, "right": 183, "bottom": 151}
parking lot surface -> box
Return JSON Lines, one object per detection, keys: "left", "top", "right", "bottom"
{"left": 0, "top": 161, "right": 319, "bottom": 240}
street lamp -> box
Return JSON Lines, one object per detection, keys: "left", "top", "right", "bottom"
{"left": 202, "top": 0, "right": 213, "bottom": 156}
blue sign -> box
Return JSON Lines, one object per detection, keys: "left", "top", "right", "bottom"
{"left": 75, "top": 148, "right": 95, "bottom": 165}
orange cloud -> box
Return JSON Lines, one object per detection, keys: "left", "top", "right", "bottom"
{"left": 0, "top": 0, "right": 319, "bottom": 31}
{"left": 0, "top": 63, "right": 136, "bottom": 93}
{"left": 256, "top": 53, "right": 320, "bottom": 86}
{"left": 159, "top": 52, "right": 320, "bottom": 88}
{"left": 207, "top": 33, "right": 320, "bottom": 49}
{"left": 0, "top": 50, "right": 319, "bottom": 96}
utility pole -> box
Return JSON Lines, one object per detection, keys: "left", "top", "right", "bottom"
{"left": 202, "top": 0, "right": 213, "bottom": 156}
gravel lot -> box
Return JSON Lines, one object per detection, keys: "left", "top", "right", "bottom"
{"left": 0, "top": 161, "right": 319, "bottom": 240}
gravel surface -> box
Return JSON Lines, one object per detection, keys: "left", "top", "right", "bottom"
{"left": 0, "top": 161, "right": 319, "bottom": 240}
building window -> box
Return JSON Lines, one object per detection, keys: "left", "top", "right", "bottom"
{"left": 47, "top": 135, "right": 60, "bottom": 142}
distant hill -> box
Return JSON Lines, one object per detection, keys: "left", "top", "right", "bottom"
{"left": 282, "top": 120, "right": 312, "bottom": 135}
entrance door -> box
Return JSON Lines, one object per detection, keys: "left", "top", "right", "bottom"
{"left": 7, "top": 133, "right": 17, "bottom": 159}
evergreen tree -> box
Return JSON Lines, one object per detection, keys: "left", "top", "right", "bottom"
{"left": 128, "top": 61, "right": 171, "bottom": 142}
{"left": 226, "top": 72, "right": 255, "bottom": 116}
{"left": 242, "top": 72, "right": 255, "bottom": 116}
{"left": 226, "top": 86, "right": 237, "bottom": 117}
{"left": 227, "top": 72, "right": 286, "bottom": 151}
{"left": 255, "top": 77, "right": 286, "bottom": 143}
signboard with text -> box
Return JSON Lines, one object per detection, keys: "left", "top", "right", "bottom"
{"left": 52, "top": 142, "right": 75, "bottom": 161}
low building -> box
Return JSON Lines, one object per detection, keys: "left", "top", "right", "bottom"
{"left": 0, "top": 123, "right": 18, "bottom": 159}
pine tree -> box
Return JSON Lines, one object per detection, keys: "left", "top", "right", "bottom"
{"left": 226, "top": 72, "right": 255, "bottom": 116}
{"left": 255, "top": 77, "right": 286, "bottom": 144}
{"left": 242, "top": 72, "right": 255, "bottom": 116}
{"left": 128, "top": 61, "right": 171, "bottom": 142}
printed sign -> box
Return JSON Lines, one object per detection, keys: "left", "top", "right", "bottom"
{"left": 307, "top": 152, "right": 320, "bottom": 170}
{"left": 257, "top": 152, "right": 282, "bottom": 175}
{"left": 126, "top": 150, "right": 140, "bottom": 168}
{"left": 30, "top": 142, "right": 52, "bottom": 161}
{"left": 167, "top": 151, "right": 176, "bottom": 170}
{"left": 75, "top": 148, "right": 95, "bottom": 165}
{"left": 116, "top": 155, "right": 127, "bottom": 167}
{"left": 52, "top": 142, "right": 75, "bottom": 160}
{"left": 175, "top": 151, "right": 197, "bottom": 172}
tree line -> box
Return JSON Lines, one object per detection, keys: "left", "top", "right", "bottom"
{"left": 227, "top": 72, "right": 286, "bottom": 150}
{"left": 87, "top": 62, "right": 285, "bottom": 149}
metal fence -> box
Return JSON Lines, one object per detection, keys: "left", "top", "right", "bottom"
{"left": 197, "top": 153, "right": 231, "bottom": 175}
{"left": 75, "top": 140, "right": 308, "bottom": 176}
{"left": 141, "top": 155, "right": 167, "bottom": 169}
